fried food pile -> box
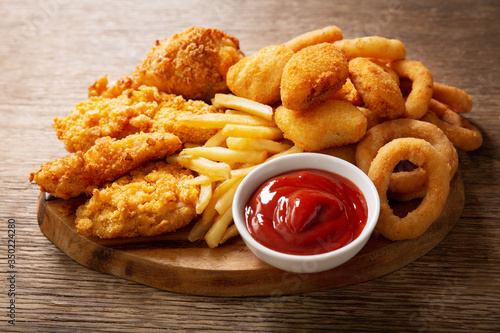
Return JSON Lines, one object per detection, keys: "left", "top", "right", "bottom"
{"left": 31, "top": 25, "right": 482, "bottom": 245}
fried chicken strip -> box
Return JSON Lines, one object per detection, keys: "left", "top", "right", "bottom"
{"left": 88, "top": 27, "right": 244, "bottom": 102}
{"left": 53, "top": 86, "right": 220, "bottom": 153}
{"left": 29, "top": 132, "right": 182, "bottom": 200}
{"left": 75, "top": 161, "right": 198, "bottom": 239}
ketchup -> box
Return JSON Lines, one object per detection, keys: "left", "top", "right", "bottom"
{"left": 244, "top": 169, "right": 367, "bottom": 255}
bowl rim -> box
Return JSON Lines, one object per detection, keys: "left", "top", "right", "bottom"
{"left": 232, "top": 152, "right": 380, "bottom": 262}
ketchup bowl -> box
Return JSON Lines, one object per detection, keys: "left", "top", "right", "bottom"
{"left": 232, "top": 152, "right": 380, "bottom": 274}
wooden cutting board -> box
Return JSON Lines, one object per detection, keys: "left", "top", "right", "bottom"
{"left": 37, "top": 172, "right": 464, "bottom": 297}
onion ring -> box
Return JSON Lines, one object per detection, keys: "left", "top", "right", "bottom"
{"left": 368, "top": 138, "right": 451, "bottom": 240}
{"left": 355, "top": 119, "right": 458, "bottom": 200}
{"left": 420, "top": 109, "right": 483, "bottom": 151}
{"left": 433, "top": 82, "right": 473, "bottom": 114}
{"left": 349, "top": 57, "right": 405, "bottom": 119}
{"left": 284, "top": 25, "right": 343, "bottom": 52}
{"left": 333, "top": 36, "right": 406, "bottom": 61}
{"left": 390, "top": 59, "right": 433, "bottom": 119}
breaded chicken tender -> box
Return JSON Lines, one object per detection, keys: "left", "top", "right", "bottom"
{"left": 29, "top": 132, "right": 182, "bottom": 200}
{"left": 275, "top": 100, "right": 367, "bottom": 151}
{"left": 75, "top": 161, "right": 198, "bottom": 239}
{"left": 226, "top": 44, "right": 294, "bottom": 105}
{"left": 54, "top": 86, "right": 219, "bottom": 153}
{"left": 281, "top": 43, "right": 349, "bottom": 111}
{"left": 88, "top": 27, "right": 244, "bottom": 102}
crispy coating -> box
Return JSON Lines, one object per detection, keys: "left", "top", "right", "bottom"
{"left": 275, "top": 100, "right": 367, "bottom": 151}
{"left": 331, "top": 78, "right": 364, "bottom": 106}
{"left": 432, "top": 82, "right": 473, "bottom": 114}
{"left": 281, "top": 43, "right": 348, "bottom": 111}
{"left": 368, "top": 138, "right": 450, "bottom": 240}
{"left": 349, "top": 57, "right": 405, "bottom": 119}
{"left": 390, "top": 59, "right": 433, "bottom": 119}
{"left": 29, "top": 132, "right": 182, "bottom": 200}
{"left": 226, "top": 44, "right": 294, "bottom": 105}
{"left": 284, "top": 25, "right": 343, "bottom": 52}
{"left": 54, "top": 86, "right": 219, "bottom": 153}
{"left": 333, "top": 36, "right": 406, "bottom": 60}
{"left": 88, "top": 27, "right": 244, "bottom": 102}
{"left": 75, "top": 161, "right": 199, "bottom": 239}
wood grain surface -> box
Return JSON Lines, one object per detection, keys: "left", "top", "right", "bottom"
{"left": 37, "top": 173, "right": 464, "bottom": 297}
{"left": 1, "top": 0, "right": 499, "bottom": 331}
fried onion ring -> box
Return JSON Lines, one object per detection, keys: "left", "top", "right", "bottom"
{"left": 433, "top": 82, "right": 473, "bottom": 114}
{"left": 420, "top": 109, "right": 483, "bottom": 151}
{"left": 390, "top": 59, "right": 433, "bottom": 119}
{"left": 349, "top": 58, "right": 405, "bottom": 119}
{"left": 355, "top": 119, "right": 458, "bottom": 200}
{"left": 368, "top": 138, "right": 451, "bottom": 240}
{"left": 281, "top": 43, "right": 349, "bottom": 111}
{"left": 333, "top": 36, "right": 406, "bottom": 61}
{"left": 284, "top": 25, "right": 343, "bottom": 52}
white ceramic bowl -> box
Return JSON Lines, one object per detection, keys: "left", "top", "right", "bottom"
{"left": 232, "top": 152, "right": 380, "bottom": 273}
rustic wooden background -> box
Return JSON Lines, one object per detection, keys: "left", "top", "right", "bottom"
{"left": 1, "top": 0, "right": 499, "bottom": 331}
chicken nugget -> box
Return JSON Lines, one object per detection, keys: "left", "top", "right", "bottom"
{"left": 226, "top": 44, "right": 294, "bottom": 105}
{"left": 275, "top": 100, "right": 367, "bottom": 151}
{"left": 348, "top": 57, "right": 405, "bottom": 119}
{"left": 281, "top": 43, "right": 348, "bottom": 111}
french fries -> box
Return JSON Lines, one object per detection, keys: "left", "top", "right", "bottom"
{"left": 212, "top": 93, "right": 274, "bottom": 121}
{"left": 171, "top": 94, "right": 302, "bottom": 247}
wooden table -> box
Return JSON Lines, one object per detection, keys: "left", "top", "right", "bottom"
{"left": 1, "top": 0, "right": 499, "bottom": 331}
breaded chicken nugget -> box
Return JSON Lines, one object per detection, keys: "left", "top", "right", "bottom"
{"left": 226, "top": 44, "right": 294, "bottom": 105}
{"left": 281, "top": 43, "right": 348, "bottom": 111}
{"left": 348, "top": 57, "right": 405, "bottom": 119}
{"left": 274, "top": 100, "right": 367, "bottom": 151}
{"left": 75, "top": 161, "right": 198, "bottom": 239}
{"left": 29, "top": 132, "right": 182, "bottom": 200}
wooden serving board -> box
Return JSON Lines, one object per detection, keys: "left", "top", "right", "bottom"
{"left": 37, "top": 173, "right": 464, "bottom": 297}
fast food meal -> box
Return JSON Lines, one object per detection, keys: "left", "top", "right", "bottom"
{"left": 30, "top": 26, "right": 483, "bottom": 250}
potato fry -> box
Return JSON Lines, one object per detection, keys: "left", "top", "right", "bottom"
{"left": 221, "top": 124, "right": 283, "bottom": 140}
{"left": 203, "top": 130, "right": 227, "bottom": 147}
{"left": 205, "top": 207, "right": 233, "bottom": 248}
{"left": 183, "top": 174, "right": 213, "bottom": 186}
{"left": 181, "top": 146, "right": 267, "bottom": 164}
{"left": 200, "top": 175, "right": 244, "bottom": 225}
{"left": 219, "top": 224, "right": 239, "bottom": 244}
{"left": 167, "top": 154, "right": 231, "bottom": 180}
{"left": 265, "top": 145, "right": 304, "bottom": 160}
{"left": 214, "top": 177, "right": 243, "bottom": 215}
{"left": 226, "top": 137, "right": 293, "bottom": 154}
{"left": 212, "top": 93, "right": 274, "bottom": 121}
{"left": 177, "top": 113, "right": 274, "bottom": 128}
{"left": 196, "top": 183, "right": 212, "bottom": 214}
{"left": 188, "top": 218, "right": 214, "bottom": 242}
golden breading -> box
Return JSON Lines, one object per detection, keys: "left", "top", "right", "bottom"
{"left": 75, "top": 161, "right": 199, "bottom": 239}
{"left": 281, "top": 43, "right": 348, "bottom": 111}
{"left": 88, "top": 27, "right": 244, "bottom": 102}
{"left": 54, "top": 86, "right": 219, "bottom": 153}
{"left": 274, "top": 100, "right": 367, "bottom": 151}
{"left": 348, "top": 57, "right": 405, "bottom": 119}
{"left": 226, "top": 44, "right": 294, "bottom": 105}
{"left": 29, "top": 132, "right": 182, "bottom": 200}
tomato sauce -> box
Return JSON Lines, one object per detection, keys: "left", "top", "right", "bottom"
{"left": 244, "top": 169, "right": 367, "bottom": 255}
